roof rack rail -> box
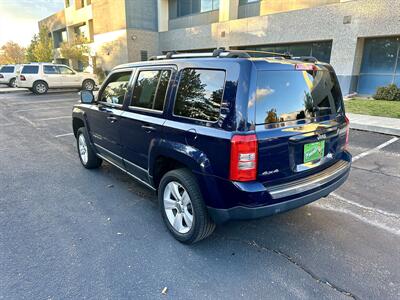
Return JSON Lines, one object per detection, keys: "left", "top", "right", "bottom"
{"left": 148, "top": 48, "right": 292, "bottom": 61}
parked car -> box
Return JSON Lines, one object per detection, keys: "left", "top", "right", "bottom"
{"left": 0, "top": 64, "right": 21, "bottom": 87}
{"left": 72, "top": 49, "right": 351, "bottom": 244}
{"left": 16, "top": 63, "right": 97, "bottom": 94}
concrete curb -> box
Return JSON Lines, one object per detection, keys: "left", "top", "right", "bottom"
{"left": 350, "top": 123, "right": 400, "bottom": 137}
{"left": 348, "top": 113, "right": 400, "bottom": 137}
{"left": 0, "top": 88, "right": 28, "bottom": 94}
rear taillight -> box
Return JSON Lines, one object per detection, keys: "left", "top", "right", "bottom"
{"left": 230, "top": 134, "right": 258, "bottom": 182}
{"left": 345, "top": 115, "right": 350, "bottom": 150}
{"left": 295, "top": 63, "right": 317, "bottom": 71}
{"left": 20, "top": 75, "right": 26, "bottom": 81}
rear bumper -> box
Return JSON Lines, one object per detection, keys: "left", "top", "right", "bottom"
{"left": 206, "top": 155, "right": 351, "bottom": 223}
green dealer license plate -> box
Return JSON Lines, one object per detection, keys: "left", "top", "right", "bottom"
{"left": 303, "top": 141, "right": 325, "bottom": 163}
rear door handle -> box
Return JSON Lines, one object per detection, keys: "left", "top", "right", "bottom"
{"left": 107, "top": 116, "right": 118, "bottom": 123}
{"left": 141, "top": 125, "right": 156, "bottom": 133}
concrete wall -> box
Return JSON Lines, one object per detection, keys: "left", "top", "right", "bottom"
{"left": 126, "top": 29, "right": 159, "bottom": 62}
{"left": 92, "top": 29, "right": 129, "bottom": 71}
{"left": 91, "top": 0, "right": 127, "bottom": 35}
{"left": 125, "top": 0, "right": 158, "bottom": 31}
{"left": 39, "top": 10, "right": 66, "bottom": 32}
{"left": 159, "top": 0, "right": 400, "bottom": 94}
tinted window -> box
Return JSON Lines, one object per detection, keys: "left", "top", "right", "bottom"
{"left": 174, "top": 69, "right": 225, "bottom": 122}
{"left": 21, "top": 66, "right": 39, "bottom": 74}
{"left": 255, "top": 70, "right": 343, "bottom": 124}
{"left": 100, "top": 72, "right": 132, "bottom": 105}
{"left": 131, "top": 70, "right": 171, "bottom": 111}
{"left": 154, "top": 70, "right": 171, "bottom": 111}
{"left": 44, "top": 65, "right": 59, "bottom": 74}
{"left": 0, "top": 66, "right": 14, "bottom": 73}
{"left": 58, "top": 66, "right": 75, "bottom": 75}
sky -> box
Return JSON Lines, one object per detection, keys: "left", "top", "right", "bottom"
{"left": 0, "top": 0, "right": 65, "bottom": 47}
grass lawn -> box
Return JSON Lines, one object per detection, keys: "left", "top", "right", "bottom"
{"left": 345, "top": 98, "right": 400, "bottom": 119}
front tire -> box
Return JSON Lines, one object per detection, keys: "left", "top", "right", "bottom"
{"left": 33, "top": 81, "right": 48, "bottom": 94}
{"left": 82, "top": 79, "right": 95, "bottom": 91}
{"left": 76, "top": 127, "right": 102, "bottom": 169}
{"left": 159, "top": 169, "right": 215, "bottom": 244}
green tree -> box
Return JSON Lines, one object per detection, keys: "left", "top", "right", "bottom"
{"left": 26, "top": 34, "right": 39, "bottom": 62}
{"left": 0, "top": 41, "right": 26, "bottom": 64}
{"left": 31, "top": 26, "right": 53, "bottom": 62}
{"left": 60, "top": 34, "right": 90, "bottom": 68}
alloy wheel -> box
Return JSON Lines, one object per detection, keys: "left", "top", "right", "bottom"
{"left": 163, "top": 181, "right": 194, "bottom": 234}
{"left": 78, "top": 134, "right": 88, "bottom": 164}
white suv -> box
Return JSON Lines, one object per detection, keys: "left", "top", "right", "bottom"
{"left": 17, "top": 63, "right": 98, "bottom": 94}
{"left": 0, "top": 65, "right": 21, "bottom": 87}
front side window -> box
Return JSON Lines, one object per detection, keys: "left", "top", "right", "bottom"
{"left": 44, "top": 66, "right": 59, "bottom": 74}
{"left": 100, "top": 72, "right": 132, "bottom": 105}
{"left": 21, "top": 66, "right": 39, "bottom": 74}
{"left": 174, "top": 69, "right": 225, "bottom": 122}
{"left": 58, "top": 66, "right": 75, "bottom": 75}
{"left": 131, "top": 70, "right": 171, "bottom": 111}
{"left": 0, "top": 66, "right": 15, "bottom": 73}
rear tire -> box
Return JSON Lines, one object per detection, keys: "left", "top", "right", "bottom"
{"left": 82, "top": 79, "right": 95, "bottom": 91}
{"left": 159, "top": 168, "right": 215, "bottom": 244}
{"left": 8, "top": 78, "right": 16, "bottom": 88}
{"left": 76, "top": 127, "right": 102, "bottom": 169}
{"left": 33, "top": 81, "right": 48, "bottom": 94}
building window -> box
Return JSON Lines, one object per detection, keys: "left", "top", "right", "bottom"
{"left": 53, "top": 29, "right": 68, "bottom": 48}
{"left": 237, "top": 41, "right": 333, "bottom": 63}
{"left": 239, "top": 0, "right": 259, "bottom": 5}
{"left": 140, "top": 50, "right": 148, "bottom": 61}
{"left": 358, "top": 37, "right": 400, "bottom": 95}
{"left": 170, "top": 0, "right": 219, "bottom": 19}
{"left": 65, "top": 0, "right": 74, "bottom": 8}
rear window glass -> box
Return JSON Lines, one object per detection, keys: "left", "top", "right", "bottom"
{"left": 21, "top": 66, "right": 39, "bottom": 74}
{"left": 1, "top": 66, "right": 14, "bottom": 73}
{"left": 44, "top": 65, "right": 59, "bottom": 74}
{"left": 255, "top": 70, "right": 343, "bottom": 124}
{"left": 174, "top": 69, "right": 225, "bottom": 122}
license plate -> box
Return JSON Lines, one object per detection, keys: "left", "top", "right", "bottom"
{"left": 304, "top": 141, "right": 325, "bottom": 163}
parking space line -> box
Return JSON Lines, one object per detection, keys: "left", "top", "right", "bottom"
{"left": 15, "top": 106, "right": 72, "bottom": 113}
{"left": 18, "top": 116, "right": 37, "bottom": 127}
{"left": 55, "top": 133, "right": 74, "bottom": 138}
{"left": 352, "top": 137, "right": 399, "bottom": 162}
{"left": 36, "top": 116, "right": 71, "bottom": 121}
{"left": 8, "top": 99, "right": 77, "bottom": 106}
{"left": 331, "top": 192, "right": 400, "bottom": 219}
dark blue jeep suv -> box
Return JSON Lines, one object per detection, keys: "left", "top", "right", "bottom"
{"left": 72, "top": 49, "right": 351, "bottom": 244}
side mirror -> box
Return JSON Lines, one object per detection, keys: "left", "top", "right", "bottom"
{"left": 80, "top": 90, "right": 94, "bottom": 104}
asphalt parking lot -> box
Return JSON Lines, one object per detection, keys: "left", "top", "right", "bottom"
{"left": 0, "top": 89, "right": 399, "bottom": 300}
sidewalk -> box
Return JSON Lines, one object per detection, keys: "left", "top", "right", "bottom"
{"left": 0, "top": 87, "right": 27, "bottom": 94}
{"left": 347, "top": 113, "right": 400, "bottom": 137}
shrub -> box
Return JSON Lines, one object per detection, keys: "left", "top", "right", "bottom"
{"left": 373, "top": 84, "right": 400, "bottom": 101}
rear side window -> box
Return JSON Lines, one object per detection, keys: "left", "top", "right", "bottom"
{"left": 58, "top": 66, "right": 75, "bottom": 75}
{"left": 21, "top": 66, "right": 39, "bottom": 74}
{"left": 44, "top": 66, "right": 59, "bottom": 74}
{"left": 255, "top": 69, "right": 343, "bottom": 124}
{"left": 0, "top": 66, "right": 14, "bottom": 73}
{"left": 100, "top": 72, "right": 132, "bottom": 105}
{"left": 131, "top": 69, "right": 171, "bottom": 111}
{"left": 174, "top": 69, "right": 225, "bottom": 122}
